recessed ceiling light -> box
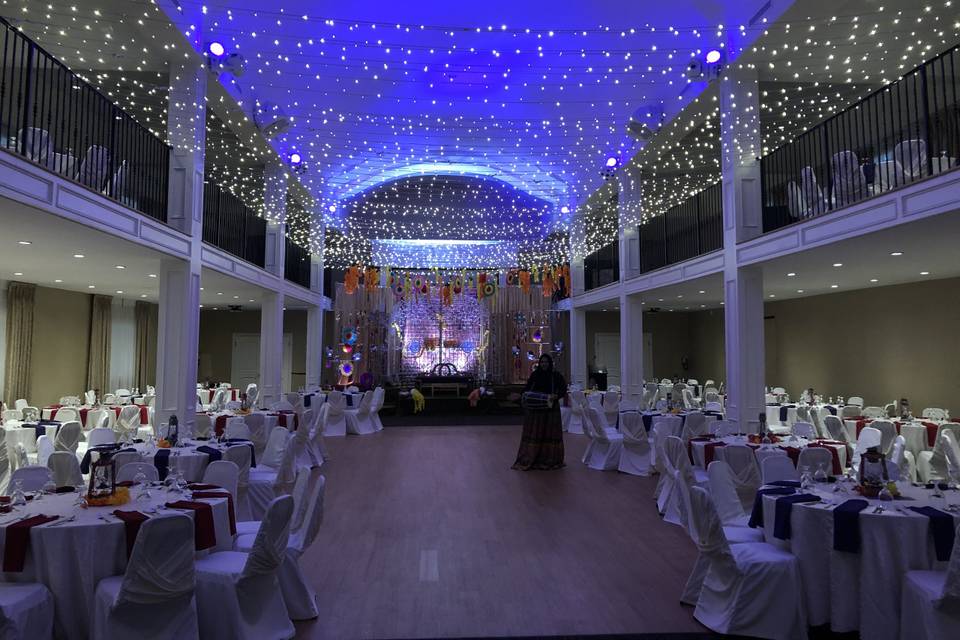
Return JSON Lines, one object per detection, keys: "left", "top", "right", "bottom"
{"left": 700, "top": 304, "right": 705, "bottom": 308}
{"left": 658, "top": 298, "right": 664, "bottom": 302}
{"left": 890, "top": 251, "right": 903, "bottom": 256}
{"left": 677, "top": 295, "right": 683, "bottom": 299}
{"left": 601, "top": 308, "right": 607, "bottom": 312}
{"left": 233, "top": 296, "right": 239, "bottom": 299}
{"left": 116, "top": 290, "right": 123, "bottom": 294}
{"left": 115, "top": 265, "right": 125, "bottom": 270}
{"left": 17, "top": 240, "right": 31, "bottom": 245}
{"left": 720, "top": 301, "right": 725, "bottom": 305}
{"left": 13, "top": 272, "right": 23, "bottom": 276}
{"left": 869, "top": 278, "right": 878, "bottom": 283}
{"left": 73, "top": 254, "right": 84, "bottom": 259}
{"left": 140, "top": 294, "right": 147, "bottom": 298}
{"left": 832, "top": 263, "right": 843, "bottom": 268}
{"left": 768, "top": 294, "right": 776, "bottom": 298}
{"left": 698, "top": 290, "right": 705, "bottom": 294}
{"left": 830, "top": 284, "right": 839, "bottom": 289}
{"left": 786, "top": 272, "right": 796, "bottom": 277}
{"left": 920, "top": 271, "right": 930, "bottom": 275}
{"left": 216, "top": 292, "right": 223, "bottom": 295}
{"left": 54, "top": 279, "right": 62, "bottom": 283}
{"left": 88, "top": 285, "right": 95, "bottom": 289}
{"left": 148, "top": 274, "right": 157, "bottom": 278}
{"left": 797, "top": 289, "right": 804, "bottom": 293}
{"left": 248, "top": 299, "right": 254, "bottom": 303}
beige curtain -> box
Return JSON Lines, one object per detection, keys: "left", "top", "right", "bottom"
{"left": 3, "top": 282, "right": 35, "bottom": 403}
{"left": 86, "top": 295, "right": 113, "bottom": 395}
{"left": 134, "top": 301, "right": 155, "bottom": 388}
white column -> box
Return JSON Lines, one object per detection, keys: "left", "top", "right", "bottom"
{"left": 259, "top": 292, "right": 284, "bottom": 408}
{"left": 617, "top": 165, "right": 642, "bottom": 282}
{"left": 569, "top": 306, "right": 587, "bottom": 387}
{"left": 619, "top": 293, "right": 644, "bottom": 396}
{"left": 721, "top": 64, "right": 765, "bottom": 432}
{"left": 264, "top": 162, "right": 288, "bottom": 278}
{"left": 156, "top": 59, "right": 206, "bottom": 430}
{"left": 305, "top": 212, "right": 325, "bottom": 390}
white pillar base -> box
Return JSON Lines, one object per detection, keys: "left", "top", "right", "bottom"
{"left": 259, "top": 292, "right": 284, "bottom": 408}
{"left": 723, "top": 266, "right": 765, "bottom": 432}
{"left": 155, "top": 257, "right": 201, "bottom": 430}
{"left": 620, "top": 294, "right": 644, "bottom": 396}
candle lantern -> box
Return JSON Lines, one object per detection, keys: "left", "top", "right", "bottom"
{"left": 87, "top": 450, "right": 117, "bottom": 499}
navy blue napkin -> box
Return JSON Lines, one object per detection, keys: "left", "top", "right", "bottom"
{"left": 196, "top": 445, "right": 222, "bottom": 462}
{"left": 780, "top": 405, "right": 796, "bottom": 422}
{"left": 833, "top": 499, "right": 870, "bottom": 552}
{"left": 345, "top": 395, "right": 354, "bottom": 407}
{"left": 153, "top": 449, "right": 171, "bottom": 480}
{"left": 825, "top": 405, "right": 838, "bottom": 416}
{"left": 768, "top": 480, "right": 802, "bottom": 488}
{"left": 773, "top": 493, "right": 821, "bottom": 540}
{"left": 303, "top": 394, "right": 313, "bottom": 408}
{"left": 749, "top": 487, "right": 797, "bottom": 528}
{"left": 909, "top": 506, "right": 957, "bottom": 562}
{"left": 80, "top": 444, "right": 124, "bottom": 474}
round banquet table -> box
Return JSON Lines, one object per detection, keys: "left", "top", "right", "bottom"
{"left": 689, "top": 435, "right": 847, "bottom": 472}
{"left": 843, "top": 418, "right": 942, "bottom": 458}
{"left": 0, "top": 489, "right": 232, "bottom": 639}
{"left": 42, "top": 405, "right": 150, "bottom": 427}
{"left": 759, "top": 483, "right": 960, "bottom": 639}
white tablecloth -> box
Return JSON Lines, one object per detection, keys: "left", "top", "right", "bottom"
{"left": 0, "top": 489, "right": 232, "bottom": 639}
{"left": 689, "top": 436, "right": 847, "bottom": 471}
{"left": 843, "top": 419, "right": 939, "bottom": 458}
{"left": 760, "top": 484, "right": 959, "bottom": 639}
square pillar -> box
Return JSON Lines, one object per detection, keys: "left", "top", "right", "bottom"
{"left": 723, "top": 267, "right": 765, "bottom": 431}
{"left": 619, "top": 293, "right": 644, "bottom": 396}
{"left": 305, "top": 305, "right": 324, "bottom": 391}
{"left": 569, "top": 306, "right": 587, "bottom": 386}
{"left": 259, "top": 292, "right": 284, "bottom": 408}
{"left": 617, "top": 165, "right": 642, "bottom": 282}
{"left": 155, "top": 257, "right": 201, "bottom": 429}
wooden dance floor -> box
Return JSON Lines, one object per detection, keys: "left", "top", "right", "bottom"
{"left": 295, "top": 426, "right": 704, "bottom": 639}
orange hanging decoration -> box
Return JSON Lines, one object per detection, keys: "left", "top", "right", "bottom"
{"left": 518, "top": 270, "right": 531, "bottom": 295}
{"left": 562, "top": 264, "right": 572, "bottom": 296}
{"left": 344, "top": 266, "right": 361, "bottom": 295}
{"left": 542, "top": 268, "right": 555, "bottom": 297}
{"left": 364, "top": 267, "right": 379, "bottom": 292}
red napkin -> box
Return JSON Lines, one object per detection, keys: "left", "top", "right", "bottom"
{"left": 192, "top": 491, "right": 236, "bottom": 535}
{"left": 703, "top": 441, "right": 728, "bottom": 467}
{"left": 214, "top": 415, "right": 228, "bottom": 437}
{"left": 2, "top": 515, "right": 59, "bottom": 571}
{"left": 276, "top": 413, "right": 299, "bottom": 430}
{"left": 854, "top": 418, "right": 872, "bottom": 436}
{"left": 112, "top": 510, "right": 149, "bottom": 557}
{"left": 165, "top": 500, "right": 216, "bottom": 550}
{"left": 783, "top": 446, "right": 802, "bottom": 467}
{"left": 921, "top": 421, "right": 940, "bottom": 447}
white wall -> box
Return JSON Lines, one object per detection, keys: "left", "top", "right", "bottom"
{"left": 109, "top": 297, "right": 136, "bottom": 392}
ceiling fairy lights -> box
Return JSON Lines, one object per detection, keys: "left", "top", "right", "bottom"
{"left": 8, "top": 1, "right": 960, "bottom": 267}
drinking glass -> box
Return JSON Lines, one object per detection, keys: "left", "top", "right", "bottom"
{"left": 11, "top": 480, "right": 26, "bottom": 506}
{"left": 814, "top": 462, "right": 828, "bottom": 484}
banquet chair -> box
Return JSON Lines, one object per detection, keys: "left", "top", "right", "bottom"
{"left": 900, "top": 518, "right": 960, "bottom": 640}
{"left": 807, "top": 407, "right": 826, "bottom": 438}
{"left": 87, "top": 408, "right": 115, "bottom": 430}
{"left": 115, "top": 405, "right": 141, "bottom": 440}
{"left": 87, "top": 427, "right": 116, "bottom": 448}
{"left": 651, "top": 415, "right": 683, "bottom": 507}
{"left": 832, "top": 149, "right": 867, "bottom": 206}
{"left": 261, "top": 427, "right": 291, "bottom": 470}
{"left": 237, "top": 466, "right": 313, "bottom": 539}
{"left": 791, "top": 421, "right": 816, "bottom": 439}
{"left": 93, "top": 513, "right": 199, "bottom": 640}
{"left": 194, "top": 413, "right": 212, "bottom": 439}
{"left": 244, "top": 412, "right": 268, "bottom": 458}
{"left": 208, "top": 388, "right": 226, "bottom": 413}
{"left": 922, "top": 408, "right": 949, "bottom": 421}
{"left": 114, "top": 389, "right": 132, "bottom": 404}
{"left": 224, "top": 401, "right": 241, "bottom": 411}
{"left": 682, "top": 388, "right": 699, "bottom": 410}
{"left": 284, "top": 393, "right": 301, "bottom": 409}
{"left": 225, "top": 417, "right": 252, "bottom": 441}
{"left": 102, "top": 394, "right": 117, "bottom": 406}
{"left": 116, "top": 462, "right": 159, "bottom": 484}
{"left": 20, "top": 407, "right": 39, "bottom": 422}
{"left": 309, "top": 409, "right": 330, "bottom": 464}
{"left": 48, "top": 451, "right": 83, "bottom": 487}
{"left": 369, "top": 387, "right": 386, "bottom": 432}
{"left": 841, "top": 405, "right": 862, "bottom": 419}
{"left": 0, "top": 582, "right": 54, "bottom": 639}
{"left": 223, "top": 445, "right": 252, "bottom": 520}
{"left": 711, "top": 419, "right": 737, "bottom": 438}
{"left": 890, "top": 435, "right": 917, "bottom": 482}
{"left": 703, "top": 400, "right": 723, "bottom": 413}
{"left": 5, "top": 465, "right": 53, "bottom": 493}
{"left": 54, "top": 407, "right": 80, "bottom": 423}
{"left": 869, "top": 419, "right": 897, "bottom": 455}
{"left": 687, "top": 485, "right": 807, "bottom": 639}
{"left": 272, "top": 399, "right": 296, "bottom": 413}
{"left": 322, "top": 391, "right": 348, "bottom": 437}
{"left": 584, "top": 408, "right": 623, "bottom": 471}
{"left": 586, "top": 393, "right": 602, "bottom": 411}
{"left": 861, "top": 406, "right": 884, "bottom": 419}
{"left": 641, "top": 383, "right": 659, "bottom": 410}
{"left": 234, "top": 470, "right": 326, "bottom": 620}
{"left": 19, "top": 126, "right": 55, "bottom": 168}
{"left": 13, "top": 399, "right": 28, "bottom": 412}
{"left": 245, "top": 383, "right": 259, "bottom": 407}
{"left": 680, "top": 412, "right": 708, "bottom": 442}
{"left": 715, "top": 444, "right": 761, "bottom": 510}
{"left": 76, "top": 144, "right": 111, "bottom": 190}
{"left": 195, "top": 495, "right": 295, "bottom": 640}
{"left": 917, "top": 423, "right": 960, "bottom": 482}
{"left": 1, "top": 409, "right": 20, "bottom": 423}
{"left": 761, "top": 455, "right": 800, "bottom": 485}
{"left": 942, "top": 431, "right": 960, "bottom": 477}
{"left": 345, "top": 391, "right": 376, "bottom": 435}
{"left": 619, "top": 393, "right": 641, "bottom": 413}
{"left": 202, "top": 460, "right": 239, "bottom": 501}
{"left": 707, "top": 461, "right": 759, "bottom": 529}
{"left": 602, "top": 390, "right": 620, "bottom": 428}
{"left": 35, "top": 435, "right": 55, "bottom": 467}
{"left": 797, "top": 447, "right": 833, "bottom": 476}
{"left": 847, "top": 396, "right": 865, "bottom": 408}
{"left": 616, "top": 412, "right": 651, "bottom": 476}
{"left": 894, "top": 138, "right": 928, "bottom": 181}
{"left": 823, "top": 415, "right": 853, "bottom": 448}
{"left": 566, "top": 390, "right": 586, "bottom": 434}
{"left": 85, "top": 389, "right": 97, "bottom": 405}
{"left": 111, "top": 451, "right": 142, "bottom": 474}
{"left": 660, "top": 436, "right": 692, "bottom": 527}
{"left": 249, "top": 436, "right": 299, "bottom": 520}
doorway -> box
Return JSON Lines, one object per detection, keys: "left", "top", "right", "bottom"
{"left": 231, "top": 333, "right": 293, "bottom": 392}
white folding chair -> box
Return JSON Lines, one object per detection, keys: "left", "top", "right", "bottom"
{"left": 894, "top": 138, "right": 928, "bottom": 181}
{"left": 92, "top": 513, "right": 198, "bottom": 639}
{"left": 194, "top": 495, "right": 295, "bottom": 640}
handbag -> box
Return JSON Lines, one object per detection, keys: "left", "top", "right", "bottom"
{"left": 521, "top": 391, "right": 554, "bottom": 410}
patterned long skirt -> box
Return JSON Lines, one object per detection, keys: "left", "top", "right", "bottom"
{"left": 512, "top": 406, "right": 565, "bottom": 470}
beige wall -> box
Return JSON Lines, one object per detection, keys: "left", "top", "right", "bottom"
{"left": 198, "top": 309, "right": 308, "bottom": 391}
{"left": 29, "top": 285, "right": 91, "bottom": 406}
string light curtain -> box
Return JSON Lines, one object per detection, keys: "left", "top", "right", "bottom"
{"left": 86, "top": 295, "right": 113, "bottom": 397}
{"left": 3, "top": 282, "right": 35, "bottom": 404}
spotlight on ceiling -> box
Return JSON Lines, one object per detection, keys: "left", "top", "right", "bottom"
{"left": 206, "top": 41, "right": 226, "bottom": 58}
{"left": 289, "top": 152, "right": 302, "bottom": 165}
{"left": 327, "top": 204, "right": 338, "bottom": 213}
{"left": 560, "top": 205, "right": 570, "bottom": 215}
{"left": 605, "top": 156, "right": 619, "bottom": 168}
{"left": 705, "top": 49, "right": 722, "bottom": 64}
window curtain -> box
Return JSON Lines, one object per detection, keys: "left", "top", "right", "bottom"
{"left": 2, "top": 282, "right": 35, "bottom": 404}
{"left": 86, "top": 295, "right": 113, "bottom": 396}
{"left": 134, "top": 301, "right": 155, "bottom": 388}
{"left": 109, "top": 298, "right": 136, "bottom": 392}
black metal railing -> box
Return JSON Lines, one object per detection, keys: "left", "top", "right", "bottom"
{"left": 639, "top": 181, "right": 722, "bottom": 273}
{"left": 0, "top": 18, "right": 170, "bottom": 221}
{"left": 284, "top": 237, "right": 311, "bottom": 288}
{"left": 584, "top": 241, "right": 619, "bottom": 291}
{"left": 761, "top": 44, "right": 960, "bottom": 233}
{"left": 202, "top": 182, "right": 266, "bottom": 267}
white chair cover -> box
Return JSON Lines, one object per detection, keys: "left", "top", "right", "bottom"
{"left": 5, "top": 465, "right": 53, "bottom": 493}
{"left": 841, "top": 404, "right": 861, "bottom": 419}
{"left": 86, "top": 409, "right": 115, "bottom": 430}
{"left": 714, "top": 444, "right": 761, "bottom": 510}
{"left": 114, "top": 462, "right": 157, "bottom": 483}
{"left": 566, "top": 390, "right": 586, "bottom": 434}
{"left": 823, "top": 415, "right": 852, "bottom": 446}
{"left": 869, "top": 420, "right": 897, "bottom": 455}
{"left": 601, "top": 390, "right": 619, "bottom": 428}
{"left": 93, "top": 513, "right": 198, "bottom": 639}
{"left": 0, "top": 582, "right": 55, "bottom": 639}
{"left": 680, "top": 412, "right": 708, "bottom": 442}
{"left": 922, "top": 408, "right": 949, "bottom": 421}
{"left": 202, "top": 461, "right": 239, "bottom": 501}
{"left": 918, "top": 423, "right": 960, "bottom": 482}
{"left": 194, "top": 414, "right": 212, "bottom": 439}
{"left": 35, "top": 435, "right": 55, "bottom": 467}
{"left": 791, "top": 421, "right": 816, "bottom": 439}
{"left": 54, "top": 421, "right": 83, "bottom": 453}
{"left": 761, "top": 454, "right": 799, "bottom": 484}
{"left": 225, "top": 418, "right": 251, "bottom": 441}
{"left": 345, "top": 391, "right": 376, "bottom": 435}
{"left": 369, "top": 387, "right": 386, "bottom": 432}
{"left": 195, "top": 495, "right": 295, "bottom": 640}
{"left": 1, "top": 409, "right": 20, "bottom": 423}
{"left": 261, "top": 427, "right": 290, "bottom": 470}
{"left": 47, "top": 451, "right": 83, "bottom": 487}
{"left": 85, "top": 390, "right": 97, "bottom": 405}
{"left": 223, "top": 445, "right": 252, "bottom": 520}
{"left": 796, "top": 447, "right": 832, "bottom": 474}
{"left": 584, "top": 408, "right": 623, "bottom": 471}
{"left": 895, "top": 138, "right": 928, "bottom": 180}
{"left": 53, "top": 407, "right": 79, "bottom": 423}
{"left": 900, "top": 516, "right": 960, "bottom": 640}
{"left": 616, "top": 412, "right": 651, "bottom": 476}
{"left": 87, "top": 427, "right": 116, "bottom": 448}
{"left": 707, "top": 461, "right": 750, "bottom": 527}
{"left": 245, "top": 383, "right": 259, "bottom": 407}
{"left": 322, "top": 392, "right": 348, "bottom": 437}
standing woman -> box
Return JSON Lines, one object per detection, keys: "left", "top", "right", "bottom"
{"left": 512, "top": 354, "right": 566, "bottom": 470}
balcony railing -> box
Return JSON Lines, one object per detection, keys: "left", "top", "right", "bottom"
{"left": 639, "top": 181, "right": 722, "bottom": 273}
{"left": 584, "top": 241, "right": 619, "bottom": 291}
{"left": 0, "top": 18, "right": 170, "bottom": 221}
{"left": 284, "top": 237, "right": 311, "bottom": 289}
{"left": 761, "top": 44, "right": 960, "bottom": 233}
{"left": 202, "top": 182, "right": 266, "bottom": 267}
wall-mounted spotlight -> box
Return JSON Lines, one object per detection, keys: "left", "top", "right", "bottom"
{"left": 686, "top": 48, "right": 725, "bottom": 81}
{"left": 705, "top": 49, "right": 722, "bottom": 64}
{"left": 289, "top": 152, "right": 303, "bottom": 165}
{"left": 560, "top": 205, "right": 570, "bottom": 215}
{"left": 601, "top": 156, "right": 619, "bottom": 180}
{"left": 206, "top": 41, "right": 226, "bottom": 58}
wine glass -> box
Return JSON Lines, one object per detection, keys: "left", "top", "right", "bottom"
{"left": 11, "top": 480, "right": 26, "bottom": 506}
{"left": 800, "top": 465, "right": 813, "bottom": 491}
{"left": 814, "top": 462, "right": 828, "bottom": 484}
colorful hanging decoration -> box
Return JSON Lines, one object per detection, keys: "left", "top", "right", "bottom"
{"left": 441, "top": 283, "right": 453, "bottom": 306}
{"left": 506, "top": 269, "right": 519, "bottom": 286}
{"left": 518, "top": 269, "right": 531, "bottom": 294}
{"left": 542, "top": 266, "right": 555, "bottom": 297}
{"left": 532, "top": 328, "right": 543, "bottom": 343}
{"left": 452, "top": 276, "right": 463, "bottom": 295}
{"left": 364, "top": 267, "right": 379, "bottom": 292}
{"left": 338, "top": 362, "right": 353, "bottom": 377}
{"left": 344, "top": 266, "right": 361, "bottom": 294}
{"left": 341, "top": 327, "right": 358, "bottom": 345}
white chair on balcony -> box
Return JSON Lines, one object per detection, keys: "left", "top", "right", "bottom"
{"left": 76, "top": 145, "right": 111, "bottom": 190}
{"left": 832, "top": 150, "right": 867, "bottom": 207}
{"left": 18, "top": 127, "right": 55, "bottom": 169}
{"left": 895, "top": 138, "right": 928, "bottom": 181}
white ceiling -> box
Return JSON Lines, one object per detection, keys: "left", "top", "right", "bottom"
{"left": 0, "top": 200, "right": 308, "bottom": 309}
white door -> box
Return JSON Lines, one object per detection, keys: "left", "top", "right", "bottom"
{"left": 231, "top": 333, "right": 294, "bottom": 392}
{"left": 594, "top": 332, "right": 621, "bottom": 387}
